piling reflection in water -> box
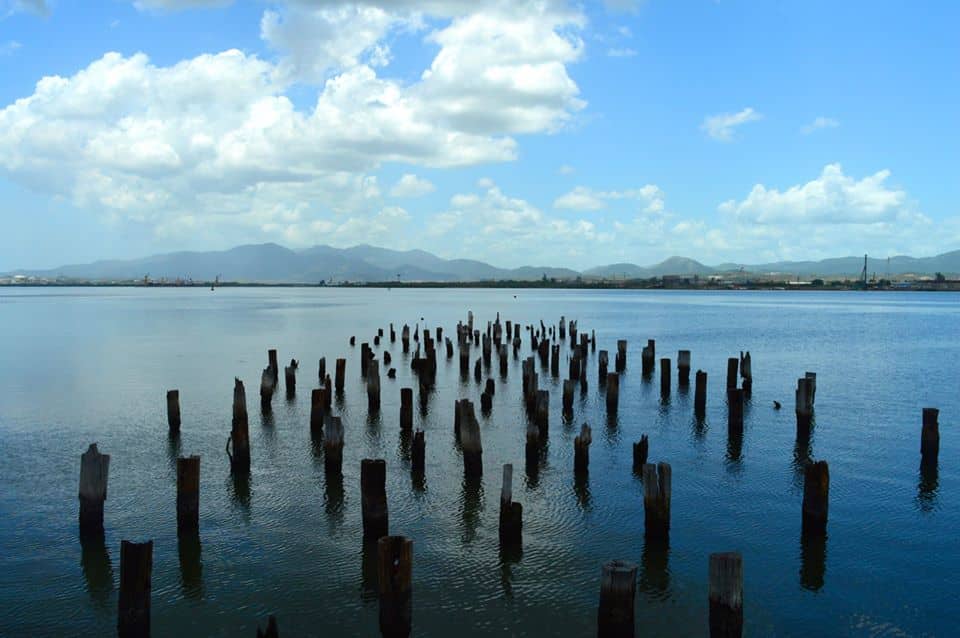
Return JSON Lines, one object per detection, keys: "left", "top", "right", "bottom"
{"left": 229, "top": 470, "right": 251, "bottom": 512}
{"left": 166, "top": 432, "right": 182, "bottom": 474}
{"left": 726, "top": 431, "right": 743, "bottom": 467}
{"left": 360, "top": 541, "right": 378, "bottom": 602}
{"left": 498, "top": 544, "right": 523, "bottom": 598}
{"left": 799, "top": 532, "right": 827, "bottom": 591}
{"left": 573, "top": 472, "right": 591, "bottom": 511}
{"left": 460, "top": 477, "right": 483, "bottom": 544}
{"left": 917, "top": 460, "right": 939, "bottom": 512}
{"left": 792, "top": 434, "right": 814, "bottom": 491}
{"left": 80, "top": 532, "right": 113, "bottom": 608}
{"left": 639, "top": 538, "right": 670, "bottom": 600}
{"left": 324, "top": 470, "right": 345, "bottom": 524}
{"left": 177, "top": 533, "right": 203, "bottom": 599}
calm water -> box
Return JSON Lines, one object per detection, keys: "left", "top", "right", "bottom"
{"left": 0, "top": 288, "right": 956, "bottom": 636}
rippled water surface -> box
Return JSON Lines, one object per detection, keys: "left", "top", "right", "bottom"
{"left": 0, "top": 287, "right": 957, "bottom": 636}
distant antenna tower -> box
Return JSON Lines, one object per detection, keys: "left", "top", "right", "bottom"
{"left": 860, "top": 254, "right": 868, "bottom": 288}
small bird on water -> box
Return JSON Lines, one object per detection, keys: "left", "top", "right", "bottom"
{"left": 773, "top": 401, "right": 781, "bottom": 410}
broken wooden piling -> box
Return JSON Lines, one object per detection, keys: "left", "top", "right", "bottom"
{"left": 284, "top": 360, "right": 297, "bottom": 396}
{"left": 459, "top": 401, "right": 483, "bottom": 478}
{"left": 708, "top": 552, "right": 743, "bottom": 638}
{"left": 335, "top": 358, "right": 346, "bottom": 392}
{"left": 79, "top": 443, "right": 110, "bottom": 536}
{"left": 633, "top": 435, "right": 649, "bottom": 472}
{"left": 400, "top": 388, "right": 413, "bottom": 431}
{"left": 118, "top": 539, "right": 153, "bottom": 638}
{"left": 727, "top": 389, "right": 744, "bottom": 434}
{"left": 677, "top": 351, "right": 691, "bottom": 387}
{"left": 921, "top": 408, "right": 939, "bottom": 463}
{"left": 499, "top": 464, "right": 523, "bottom": 547}
{"left": 597, "top": 560, "right": 637, "bottom": 638}
{"left": 367, "top": 360, "right": 381, "bottom": 412}
{"left": 598, "top": 350, "right": 609, "bottom": 384}
{"left": 411, "top": 430, "right": 425, "bottom": 474}
{"left": 176, "top": 455, "right": 200, "bottom": 535}
{"left": 318, "top": 357, "right": 326, "bottom": 382}
{"left": 563, "top": 379, "right": 575, "bottom": 415}
{"left": 660, "top": 358, "right": 671, "bottom": 398}
{"left": 606, "top": 372, "right": 619, "bottom": 414}
{"left": 795, "top": 377, "right": 814, "bottom": 433}
{"left": 378, "top": 536, "right": 413, "bottom": 638}
{"left": 739, "top": 352, "right": 752, "bottom": 396}
{"left": 361, "top": 459, "right": 389, "bottom": 541}
{"left": 574, "top": 423, "right": 592, "bottom": 474}
{"left": 802, "top": 460, "right": 829, "bottom": 536}
{"left": 616, "top": 339, "right": 628, "bottom": 373}
{"left": 535, "top": 389, "right": 549, "bottom": 431}
{"left": 310, "top": 388, "right": 326, "bottom": 435}
{"left": 229, "top": 378, "right": 250, "bottom": 473}
{"left": 642, "top": 462, "right": 671, "bottom": 540}
{"left": 167, "top": 390, "right": 181, "bottom": 433}
{"left": 695, "top": 371, "right": 707, "bottom": 418}
{"left": 324, "top": 416, "right": 344, "bottom": 476}
{"left": 726, "top": 358, "right": 738, "bottom": 393}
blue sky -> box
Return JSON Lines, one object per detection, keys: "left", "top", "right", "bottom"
{"left": 1, "top": 0, "right": 957, "bottom": 270}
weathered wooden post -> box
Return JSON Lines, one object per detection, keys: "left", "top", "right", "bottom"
{"left": 563, "top": 379, "right": 575, "bottom": 415}
{"left": 230, "top": 378, "right": 250, "bottom": 472}
{"left": 795, "top": 377, "right": 813, "bottom": 433}
{"left": 318, "top": 357, "right": 327, "bottom": 382}
{"left": 727, "top": 389, "right": 744, "bottom": 433}
{"left": 802, "top": 460, "right": 829, "bottom": 536}
{"left": 176, "top": 455, "right": 200, "bottom": 535}
{"left": 460, "top": 402, "right": 483, "bottom": 477}
{"left": 739, "top": 352, "right": 752, "bottom": 396}
{"left": 559, "top": 316, "right": 566, "bottom": 340}
{"left": 350, "top": 336, "right": 356, "bottom": 346}
{"left": 390, "top": 323, "right": 396, "bottom": 343}
{"left": 79, "top": 443, "right": 110, "bottom": 536}
{"left": 473, "top": 357, "right": 482, "bottom": 383}
{"left": 167, "top": 390, "right": 181, "bottom": 433}
{"left": 726, "top": 358, "right": 738, "bottom": 392}
{"left": 284, "top": 360, "right": 297, "bottom": 396}
{"left": 616, "top": 339, "right": 628, "bottom": 372}
{"left": 569, "top": 353, "right": 582, "bottom": 383}
{"left": 574, "top": 423, "right": 592, "bottom": 474}
{"left": 260, "top": 366, "right": 276, "bottom": 410}
{"left": 677, "top": 351, "right": 691, "bottom": 387}
{"left": 459, "top": 343, "right": 470, "bottom": 376}
{"left": 400, "top": 388, "right": 413, "bottom": 431}
{"left": 378, "top": 536, "right": 413, "bottom": 638}
{"left": 411, "top": 430, "right": 425, "bottom": 474}
{"left": 709, "top": 552, "right": 743, "bottom": 638}
{"left": 361, "top": 459, "right": 388, "bottom": 541}
{"left": 367, "top": 360, "right": 381, "bottom": 412}
{"left": 642, "top": 462, "right": 671, "bottom": 540}
{"left": 805, "top": 371, "right": 817, "bottom": 404}
{"left": 484, "top": 378, "right": 495, "bottom": 397}
{"left": 118, "top": 539, "right": 153, "bottom": 638}
{"left": 633, "top": 435, "right": 648, "bottom": 472}
{"left": 374, "top": 335, "right": 381, "bottom": 347}
{"left": 268, "top": 349, "right": 278, "bottom": 378}
{"left": 597, "top": 560, "right": 637, "bottom": 638}
{"left": 525, "top": 422, "right": 540, "bottom": 468}
{"left": 535, "top": 390, "right": 549, "bottom": 432}
{"left": 606, "top": 372, "right": 619, "bottom": 414}
{"left": 256, "top": 615, "right": 279, "bottom": 638}
{"left": 641, "top": 339, "right": 655, "bottom": 376}
{"left": 310, "top": 388, "right": 326, "bottom": 435}
{"left": 921, "top": 408, "right": 939, "bottom": 463}
{"left": 695, "top": 371, "right": 707, "bottom": 418}
{"left": 551, "top": 344, "right": 560, "bottom": 377}
{"left": 498, "top": 344, "right": 508, "bottom": 376}
{"left": 361, "top": 343, "right": 371, "bottom": 377}
{"left": 335, "top": 358, "right": 346, "bottom": 392}
{"left": 324, "top": 416, "right": 344, "bottom": 476}
{"left": 598, "top": 350, "right": 608, "bottom": 385}
{"left": 660, "top": 358, "right": 671, "bottom": 398}
{"left": 499, "top": 464, "right": 523, "bottom": 547}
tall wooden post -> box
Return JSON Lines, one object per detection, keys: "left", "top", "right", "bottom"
{"left": 324, "top": 416, "right": 344, "bottom": 476}
{"left": 563, "top": 379, "right": 575, "bottom": 415}
{"left": 796, "top": 377, "right": 813, "bottom": 433}
{"left": 921, "top": 408, "right": 939, "bottom": 462}
{"left": 727, "top": 389, "right": 744, "bottom": 434}
{"left": 176, "top": 455, "right": 200, "bottom": 535}
{"left": 310, "top": 388, "right": 326, "bottom": 435}
{"left": 167, "top": 390, "right": 181, "bottom": 433}
{"left": 378, "top": 536, "right": 413, "bottom": 638}
{"left": 460, "top": 401, "right": 483, "bottom": 478}
{"left": 726, "top": 358, "right": 738, "bottom": 392}
{"left": 632, "top": 435, "right": 649, "bottom": 472}
{"left": 642, "top": 462, "right": 671, "bottom": 540}
{"left": 230, "top": 378, "right": 250, "bottom": 472}
{"left": 79, "top": 443, "right": 110, "bottom": 536}
{"left": 118, "top": 539, "right": 153, "bottom": 638}
{"left": 499, "top": 464, "right": 522, "bottom": 546}
{"left": 709, "top": 552, "right": 743, "bottom": 638}
{"left": 318, "top": 357, "right": 326, "bottom": 381}
{"left": 616, "top": 339, "right": 628, "bottom": 372}
{"left": 677, "top": 351, "right": 691, "bottom": 387}
{"left": 535, "top": 389, "right": 549, "bottom": 432}
{"left": 597, "top": 560, "right": 637, "bottom": 638}
{"left": 574, "top": 423, "right": 592, "bottom": 474}
{"left": 335, "top": 358, "right": 346, "bottom": 392}
{"left": 802, "top": 460, "right": 829, "bottom": 536}
{"left": 361, "top": 459, "right": 388, "bottom": 542}
{"left": 368, "top": 360, "right": 381, "bottom": 412}
{"left": 641, "top": 339, "right": 655, "bottom": 376}
{"left": 598, "top": 350, "right": 609, "bottom": 385}
{"left": 694, "top": 371, "right": 707, "bottom": 418}
{"left": 606, "top": 372, "right": 619, "bottom": 414}
{"left": 411, "top": 430, "right": 425, "bottom": 474}
{"left": 284, "top": 363, "right": 296, "bottom": 395}
{"left": 660, "top": 358, "right": 671, "bottom": 398}
{"left": 400, "top": 388, "right": 413, "bottom": 431}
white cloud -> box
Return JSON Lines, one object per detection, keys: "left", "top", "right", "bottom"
{"left": 558, "top": 164, "right": 575, "bottom": 175}
{"left": 801, "top": 116, "right": 839, "bottom": 135}
{"left": 1, "top": 40, "right": 21, "bottom": 56}
{"left": 554, "top": 184, "right": 664, "bottom": 212}
{"left": 3, "top": 0, "right": 47, "bottom": 15}
{"left": 701, "top": 107, "right": 762, "bottom": 142}
{"left": 607, "top": 48, "right": 637, "bottom": 58}
{"left": 718, "top": 163, "right": 915, "bottom": 225}
{"left": 389, "top": 173, "right": 435, "bottom": 198}
{"left": 133, "top": 0, "right": 233, "bottom": 10}
{"left": 603, "top": 0, "right": 642, "bottom": 12}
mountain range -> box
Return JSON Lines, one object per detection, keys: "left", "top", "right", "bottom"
{"left": 6, "top": 244, "right": 960, "bottom": 282}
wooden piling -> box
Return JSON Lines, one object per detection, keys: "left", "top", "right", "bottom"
{"left": 574, "top": 423, "right": 592, "bottom": 474}
{"left": 642, "top": 462, "right": 671, "bottom": 540}
{"left": 284, "top": 364, "right": 296, "bottom": 396}
{"left": 597, "top": 560, "right": 637, "bottom": 638}
{"left": 259, "top": 366, "right": 276, "bottom": 409}
{"left": 459, "top": 401, "right": 483, "bottom": 478}
{"left": 324, "top": 416, "right": 344, "bottom": 476}
{"left": 474, "top": 357, "right": 482, "bottom": 382}
{"left": 606, "top": 373, "right": 619, "bottom": 414}
{"left": 350, "top": 336, "right": 356, "bottom": 346}
{"left": 310, "top": 388, "right": 326, "bottom": 435}
{"left": 802, "top": 460, "right": 829, "bottom": 536}
{"left": 708, "top": 552, "right": 743, "bottom": 638}
{"left": 400, "top": 388, "right": 413, "bottom": 431}
{"left": 677, "top": 351, "right": 691, "bottom": 387}
{"left": 361, "top": 459, "right": 388, "bottom": 541}
{"left": 805, "top": 371, "right": 817, "bottom": 404}
{"left": 598, "top": 350, "right": 608, "bottom": 385}
{"left": 268, "top": 349, "right": 278, "bottom": 378}
{"left": 726, "top": 358, "right": 738, "bottom": 392}
{"left": 921, "top": 408, "right": 939, "bottom": 462}
{"left": 335, "top": 358, "right": 346, "bottom": 392}
{"left": 695, "top": 370, "right": 707, "bottom": 417}
{"left": 499, "top": 464, "right": 522, "bottom": 546}
{"left": 411, "top": 430, "right": 425, "bottom": 474}
{"left": 118, "top": 539, "right": 153, "bottom": 638}
{"left": 616, "top": 339, "right": 628, "bottom": 372}
{"left": 569, "top": 354, "right": 582, "bottom": 382}
{"left": 367, "top": 360, "right": 381, "bottom": 412}
{"left": 740, "top": 352, "right": 752, "bottom": 396}
{"left": 795, "top": 377, "right": 813, "bottom": 433}
{"left": 535, "top": 389, "right": 549, "bottom": 431}
{"left": 361, "top": 343, "right": 371, "bottom": 377}
{"left": 459, "top": 344, "right": 470, "bottom": 375}
{"left": 480, "top": 391, "right": 492, "bottom": 412}
{"left": 498, "top": 344, "right": 508, "bottom": 376}
{"left": 485, "top": 378, "right": 495, "bottom": 397}
{"left": 402, "top": 325, "right": 410, "bottom": 353}
{"left": 660, "top": 358, "right": 671, "bottom": 398}
{"left": 167, "top": 390, "right": 181, "bottom": 433}
{"left": 563, "top": 379, "right": 575, "bottom": 414}
{"left": 551, "top": 344, "right": 560, "bottom": 377}
{"left": 176, "top": 455, "right": 200, "bottom": 535}
{"left": 378, "top": 536, "right": 413, "bottom": 638}
{"left": 230, "top": 378, "right": 250, "bottom": 472}
{"left": 256, "top": 615, "right": 279, "bottom": 638}
{"left": 79, "top": 443, "right": 110, "bottom": 536}
{"left": 633, "top": 435, "right": 648, "bottom": 472}
{"left": 727, "top": 389, "right": 744, "bottom": 434}
{"left": 318, "top": 357, "right": 326, "bottom": 381}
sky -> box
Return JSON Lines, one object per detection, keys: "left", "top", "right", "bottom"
{"left": 1, "top": 0, "right": 958, "bottom": 271}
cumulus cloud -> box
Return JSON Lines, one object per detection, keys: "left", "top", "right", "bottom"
{"left": 389, "top": 173, "right": 435, "bottom": 198}
{"left": 718, "top": 163, "right": 916, "bottom": 225}
{"left": 701, "top": 107, "right": 762, "bottom": 142}
{"left": 801, "top": 116, "right": 839, "bottom": 135}
{"left": 554, "top": 184, "right": 664, "bottom": 212}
